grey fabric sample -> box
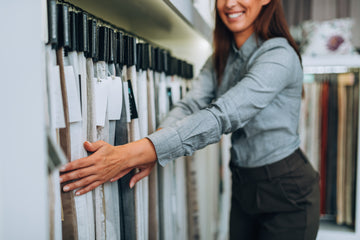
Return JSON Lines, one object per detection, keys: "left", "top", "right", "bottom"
{"left": 115, "top": 66, "right": 136, "bottom": 240}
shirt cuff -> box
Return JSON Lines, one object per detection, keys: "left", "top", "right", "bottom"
{"left": 146, "top": 127, "right": 184, "bottom": 167}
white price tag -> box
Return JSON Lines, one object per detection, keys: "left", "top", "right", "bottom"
{"left": 107, "top": 76, "right": 122, "bottom": 120}
{"left": 95, "top": 78, "right": 109, "bottom": 127}
{"left": 64, "top": 66, "right": 82, "bottom": 123}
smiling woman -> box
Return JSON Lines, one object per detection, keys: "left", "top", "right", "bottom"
{"left": 60, "top": 0, "right": 320, "bottom": 239}
{"left": 216, "top": 0, "right": 270, "bottom": 47}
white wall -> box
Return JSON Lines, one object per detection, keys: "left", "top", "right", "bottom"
{"left": 0, "top": 1, "right": 47, "bottom": 239}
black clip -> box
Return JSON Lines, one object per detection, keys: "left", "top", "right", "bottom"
{"left": 87, "top": 19, "right": 97, "bottom": 60}
{"left": 162, "top": 50, "right": 169, "bottom": 76}
{"left": 57, "top": 4, "right": 70, "bottom": 49}
{"left": 127, "top": 36, "right": 137, "bottom": 67}
{"left": 154, "top": 48, "right": 162, "bottom": 73}
{"left": 116, "top": 32, "right": 125, "bottom": 67}
{"left": 69, "top": 11, "right": 77, "bottom": 52}
{"left": 98, "top": 26, "right": 108, "bottom": 62}
{"left": 136, "top": 43, "right": 143, "bottom": 71}
{"left": 150, "top": 46, "right": 156, "bottom": 71}
{"left": 108, "top": 29, "right": 115, "bottom": 64}
{"left": 143, "top": 44, "right": 149, "bottom": 70}
{"left": 47, "top": 0, "right": 58, "bottom": 48}
{"left": 76, "top": 12, "right": 88, "bottom": 53}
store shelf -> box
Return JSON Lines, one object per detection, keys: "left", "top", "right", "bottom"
{"left": 303, "top": 55, "right": 360, "bottom": 74}
{"left": 66, "top": 0, "right": 213, "bottom": 75}
{"left": 302, "top": 55, "right": 360, "bottom": 240}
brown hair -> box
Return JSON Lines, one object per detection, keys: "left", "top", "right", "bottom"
{"left": 213, "top": 0, "right": 301, "bottom": 83}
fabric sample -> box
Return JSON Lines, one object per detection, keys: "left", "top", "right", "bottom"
{"left": 56, "top": 48, "right": 78, "bottom": 240}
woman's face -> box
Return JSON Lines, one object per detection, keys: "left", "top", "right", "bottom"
{"left": 217, "top": 0, "right": 271, "bottom": 36}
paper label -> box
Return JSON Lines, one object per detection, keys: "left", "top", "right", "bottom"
{"left": 64, "top": 66, "right": 82, "bottom": 123}
{"left": 107, "top": 76, "right": 123, "bottom": 120}
{"left": 50, "top": 66, "right": 66, "bottom": 128}
{"left": 95, "top": 78, "right": 109, "bottom": 127}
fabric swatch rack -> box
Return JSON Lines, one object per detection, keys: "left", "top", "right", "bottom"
{"left": 299, "top": 67, "right": 360, "bottom": 230}
{"left": 45, "top": 0, "right": 195, "bottom": 239}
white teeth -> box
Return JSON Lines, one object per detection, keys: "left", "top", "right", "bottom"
{"left": 228, "top": 12, "right": 243, "bottom": 18}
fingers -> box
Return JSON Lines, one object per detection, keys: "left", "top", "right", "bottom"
{"left": 129, "top": 167, "right": 152, "bottom": 189}
{"left": 60, "top": 140, "right": 107, "bottom": 173}
{"left": 60, "top": 166, "right": 98, "bottom": 183}
{"left": 60, "top": 156, "right": 95, "bottom": 172}
{"left": 84, "top": 140, "right": 107, "bottom": 152}
{"left": 110, "top": 168, "right": 133, "bottom": 182}
{"left": 62, "top": 175, "right": 98, "bottom": 193}
{"left": 75, "top": 180, "right": 103, "bottom": 196}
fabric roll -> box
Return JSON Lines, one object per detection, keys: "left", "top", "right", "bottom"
{"left": 79, "top": 52, "right": 96, "bottom": 240}
{"left": 326, "top": 77, "right": 338, "bottom": 216}
{"left": 147, "top": 69, "right": 156, "bottom": 133}
{"left": 349, "top": 79, "right": 359, "bottom": 225}
{"left": 344, "top": 81, "right": 355, "bottom": 225}
{"left": 115, "top": 65, "right": 137, "bottom": 240}
{"left": 137, "top": 69, "right": 149, "bottom": 138}
{"left": 158, "top": 72, "right": 168, "bottom": 123}
{"left": 57, "top": 48, "right": 78, "bottom": 240}
{"left": 49, "top": 171, "right": 63, "bottom": 240}
{"left": 153, "top": 70, "right": 173, "bottom": 238}
{"left": 217, "top": 134, "right": 232, "bottom": 240}
{"left": 87, "top": 62, "right": 106, "bottom": 240}
{"left": 128, "top": 65, "right": 145, "bottom": 240}
{"left": 115, "top": 66, "right": 137, "bottom": 240}
{"left": 175, "top": 157, "right": 188, "bottom": 240}
{"left": 154, "top": 71, "right": 160, "bottom": 127}
{"left": 308, "top": 83, "right": 321, "bottom": 171}
{"left": 147, "top": 69, "right": 160, "bottom": 240}
{"left": 45, "top": 45, "right": 63, "bottom": 240}
{"left": 336, "top": 76, "right": 347, "bottom": 224}
{"left": 320, "top": 82, "right": 329, "bottom": 215}
{"left": 137, "top": 68, "right": 149, "bottom": 240}
{"left": 158, "top": 161, "right": 175, "bottom": 240}
{"left": 299, "top": 83, "right": 310, "bottom": 153}
{"left": 170, "top": 75, "right": 188, "bottom": 239}
{"left": 185, "top": 155, "right": 200, "bottom": 240}
{"left": 127, "top": 65, "right": 141, "bottom": 142}
{"left": 66, "top": 51, "right": 95, "bottom": 240}
{"left": 104, "top": 63, "right": 121, "bottom": 240}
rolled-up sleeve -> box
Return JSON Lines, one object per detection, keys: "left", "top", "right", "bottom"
{"left": 148, "top": 44, "right": 298, "bottom": 166}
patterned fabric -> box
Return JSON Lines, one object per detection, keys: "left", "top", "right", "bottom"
{"left": 302, "top": 18, "right": 358, "bottom": 56}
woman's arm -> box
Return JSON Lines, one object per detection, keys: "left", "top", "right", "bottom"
{"left": 59, "top": 57, "right": 216, "bottom": 195}
{"left": 148, "top": 43, "right": 301, "bottom": 166}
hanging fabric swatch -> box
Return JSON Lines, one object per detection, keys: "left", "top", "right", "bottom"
{"left": 146, "top": 45, "right": 160, "bottom": 240}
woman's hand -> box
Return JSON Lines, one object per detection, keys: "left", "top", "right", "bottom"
{"left": 59, "top": 138, "right": 157, "bottom": 196}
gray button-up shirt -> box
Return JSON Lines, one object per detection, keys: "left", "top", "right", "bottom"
{"left": 147, "top": 34, "right": 303, "bottom": 167}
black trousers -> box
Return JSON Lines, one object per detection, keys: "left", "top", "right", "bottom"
{"left": 229, "top": 149, "right": 320, "bottom": 240}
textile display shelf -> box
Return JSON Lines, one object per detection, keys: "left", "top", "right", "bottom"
{"left": 303, "top": 55, "right": 360, "bottom": 240}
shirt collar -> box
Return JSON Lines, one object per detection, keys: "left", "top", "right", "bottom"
{"left": 231, "top": 33, "right": 262, "bottom": 60}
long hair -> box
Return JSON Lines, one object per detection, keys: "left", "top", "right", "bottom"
{"left": 213, "top": 0, "right": 301, "bottom": 83}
